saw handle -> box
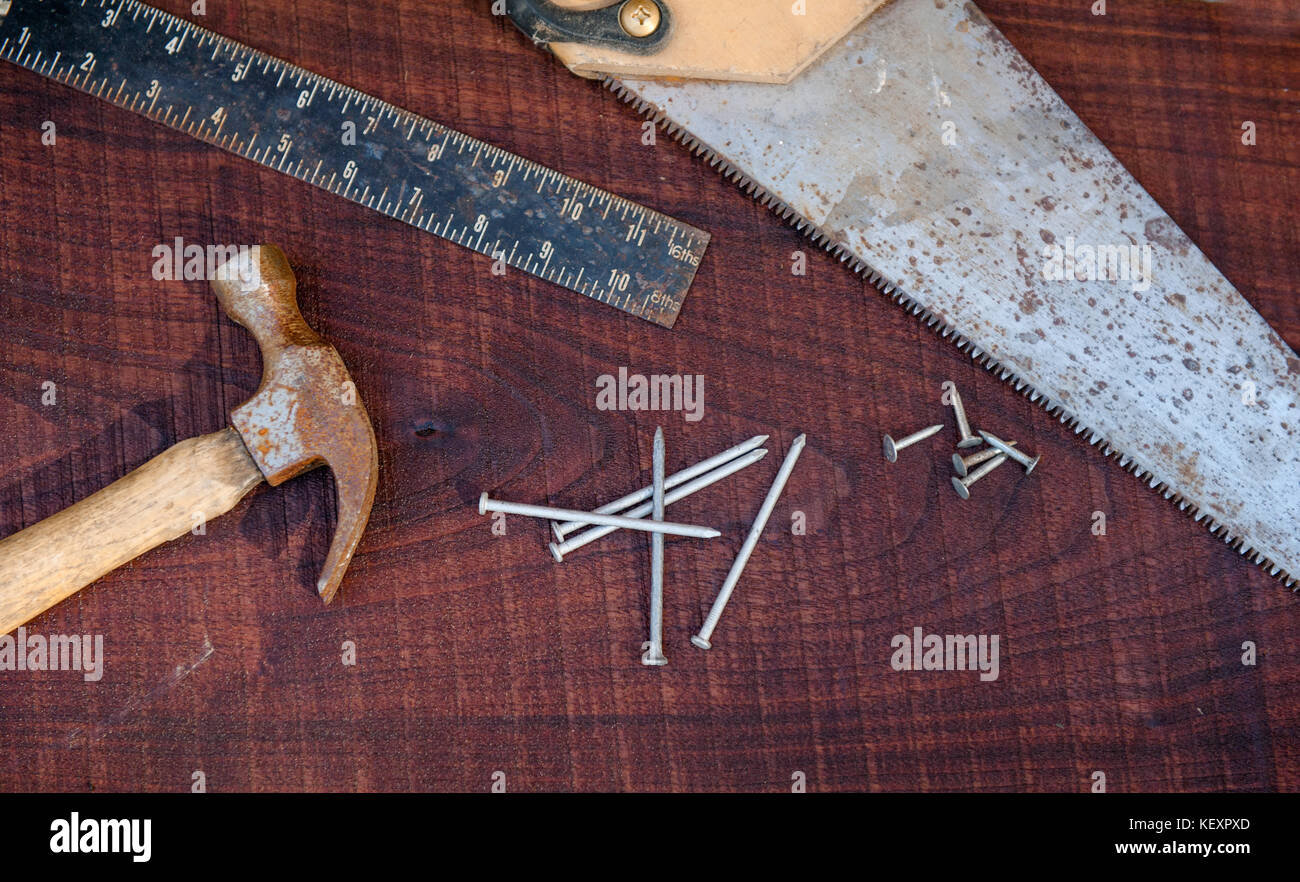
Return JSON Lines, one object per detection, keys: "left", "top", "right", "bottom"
{"left": 0, "top": 428, "right": 264, "bottom": 636}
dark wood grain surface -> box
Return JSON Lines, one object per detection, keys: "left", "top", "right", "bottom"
{"left": 0, "top": 0, "right": 1296, "bottom": 792}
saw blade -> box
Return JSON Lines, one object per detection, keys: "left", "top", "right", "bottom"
{"left": 603, "top": 0, "right": 1300, "bottom": 587}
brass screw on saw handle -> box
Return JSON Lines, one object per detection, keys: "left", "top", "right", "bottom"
{"left": 618, "top": 0, "right": 662, "bottom": 38}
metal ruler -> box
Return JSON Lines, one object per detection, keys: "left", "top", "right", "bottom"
{"left": 0, "top": 0, "right": 708, "bottom": 328}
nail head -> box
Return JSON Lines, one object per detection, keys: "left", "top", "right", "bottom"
{"left": 882, "top": 435, "right": 898, "bottom": 462}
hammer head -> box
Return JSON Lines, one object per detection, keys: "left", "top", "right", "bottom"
{"left": 210, "top": 245, "right": 378, "bottom": 603}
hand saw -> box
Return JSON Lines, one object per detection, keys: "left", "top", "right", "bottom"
{"left": 507, "top": 0, "right": 1300, "bottom": 589}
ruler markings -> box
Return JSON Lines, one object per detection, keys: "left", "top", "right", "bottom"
{"left": 0, "top": 0, "right": 705, "bottom": 327}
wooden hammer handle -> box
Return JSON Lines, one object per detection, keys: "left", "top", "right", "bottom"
{"left": 0, "top": 428, "right": 264, "bottom": 635}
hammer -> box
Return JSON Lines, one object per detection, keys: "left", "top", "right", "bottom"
{"left": 0, "top": 245, "right": 378, "bottom": 635}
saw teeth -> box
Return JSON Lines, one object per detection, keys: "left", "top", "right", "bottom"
{"left": 600, "top": 74, "right": 1299, "bottom": 592}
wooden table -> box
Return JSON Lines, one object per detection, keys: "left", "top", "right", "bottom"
{"left": 0, "top": 0, "right": 1296, "bottom": 792}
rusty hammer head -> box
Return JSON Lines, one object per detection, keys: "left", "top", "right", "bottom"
{"left": 210, "top": 245, "right": 378, "bottom": 603}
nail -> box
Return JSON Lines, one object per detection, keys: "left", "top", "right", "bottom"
{"left": 550, "top": 434, "right": 769, "bottom": 541}
{"left": 952, "top": 440, "right": 1016, "bottom": 477}
{"left": 693, "top": 434, "right": 807, "bottom": 650}
{"left": 882, "top": 424, "right": 943, "bottom": 462}
{"left": 951, "top": 453, "right": 1008, "bottom": 499}
{"left": 479, "top": 493, "right": 720, "bottom": 539}
{"left": 549, "top": 448, "right": 768, "bottom": 562}
{"left": 978, "top": 430, "right": 1041, "bottom": 474}
{"left": 643, "top": 428, "right": 668, "bottom": 667}
{"left": 949, "top": 386, "right": 981, "bottom": 448}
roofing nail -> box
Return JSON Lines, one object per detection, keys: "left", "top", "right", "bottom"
{"left": 949, "top": 386, "right": 982, "bottom": 448}
{"left": 951, "top": 453, "right": 1009, "bottom": 499}
{"left": 953, "top": 440, "right": 1016, "bottom": 477}
{"left": 978, "top": 430, "right": 1041, "bottom": 474}
{"left": 882, "top": 424, "right": 944, "bottom": 462}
